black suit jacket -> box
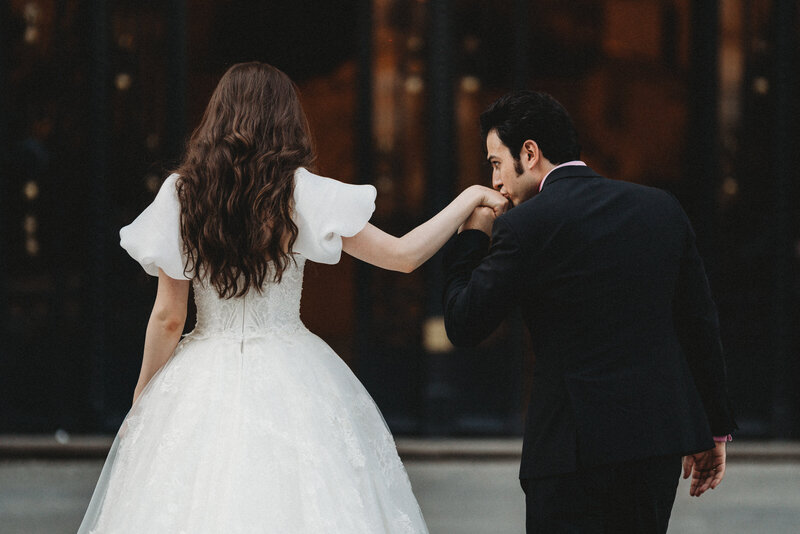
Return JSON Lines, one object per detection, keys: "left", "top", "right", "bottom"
{"left": 442, "top": 165, "right": 737, "bottom": 479}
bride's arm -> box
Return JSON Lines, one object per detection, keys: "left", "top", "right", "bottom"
{"left": 342, "top": 185, "right": 508, "bottom": 273}
{"left": 132, "top": 269, "right": 190, "bottom": 404}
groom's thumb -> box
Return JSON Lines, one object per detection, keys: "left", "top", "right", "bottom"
{"left": 682, "top": 456, "right": 693, "bottom": 479}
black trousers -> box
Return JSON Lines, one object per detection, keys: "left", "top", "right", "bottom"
{"left": 521, "top": 454, "right": 682, "bottom": 534}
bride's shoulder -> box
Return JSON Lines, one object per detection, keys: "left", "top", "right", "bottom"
{"left": 290, "top": 167, "right": 376, "bottom": 265}
{"left": 161, "top": 172, "right": 181, "bottom": 189}
{"left": 119, "top": 172, "right": 190, "bottom": 280}
{"left": 293, "top": 167, "right": 345, "bottom": 192}
{"left": 152, "top": 173, "right": 181, "bottom": 205}
{"left": 292, "top": 167, "right": 376, "bottom": 207}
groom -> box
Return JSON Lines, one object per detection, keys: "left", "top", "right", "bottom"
{"left": 442, "top": 91, "right": 737, "bottom": 533}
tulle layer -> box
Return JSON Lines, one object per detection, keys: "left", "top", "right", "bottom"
{"left": 78, "top": 329, "right": 427, "bottom": 534}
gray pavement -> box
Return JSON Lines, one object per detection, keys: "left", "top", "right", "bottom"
{"left": 2, "top": 457, "right": 800, "bottom": 533}
{"left": 407, "top": 460, "right": 800, "bottom": 534}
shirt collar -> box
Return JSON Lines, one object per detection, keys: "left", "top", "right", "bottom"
{"left": 538, "top": 161, "right": 587, "bottom": 192}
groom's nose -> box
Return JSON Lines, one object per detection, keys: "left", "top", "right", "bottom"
{"left": 492, "top": 174, "right": 503, "bottom": 191}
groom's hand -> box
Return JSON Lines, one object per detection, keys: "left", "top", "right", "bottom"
{"left": 682, "top": 441, "right": 726, "bottom": 497}
{"left": 459, "top": 206, "right": 496, "bottom": 236}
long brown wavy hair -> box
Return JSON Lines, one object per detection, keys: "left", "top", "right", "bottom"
{"left": 175, "top": 62, "right": 315, "bottom": 298}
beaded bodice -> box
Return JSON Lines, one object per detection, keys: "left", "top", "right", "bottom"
{"left": 188, "top": 257, "right": 306, "bottom": 341}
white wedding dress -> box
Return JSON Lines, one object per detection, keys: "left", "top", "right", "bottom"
{"left": 78, "top": 168, "right": 429, "bottom": 534}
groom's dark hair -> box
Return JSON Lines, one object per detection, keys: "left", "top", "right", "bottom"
{"left": 480, "top": 90, "right": 581, "bottom": 165}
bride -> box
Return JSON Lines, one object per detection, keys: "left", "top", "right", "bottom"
{"left": 78, "top": 61, "right": 508, "bottom": 533}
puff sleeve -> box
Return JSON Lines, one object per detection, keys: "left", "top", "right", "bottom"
{"left": 119, "top": 173, "right": 192, "bottom": 280}
{"left": 292, "top": 168, "right": 377, "bottom": 264}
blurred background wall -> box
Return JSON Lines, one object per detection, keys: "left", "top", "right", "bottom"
{"left": 0, "top": 0, "right": 798, "bottom": 438}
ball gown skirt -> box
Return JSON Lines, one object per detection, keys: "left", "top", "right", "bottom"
{"left": 78, "top": 309, "right": 428, "bottom": 533}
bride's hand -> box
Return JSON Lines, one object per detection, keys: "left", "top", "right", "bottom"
{"left": 470, "top": 185, "right": 510, "bottom": 217}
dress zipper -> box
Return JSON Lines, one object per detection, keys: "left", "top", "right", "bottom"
{"left": 240, "top": 298, "right": 246, "bottom": 353}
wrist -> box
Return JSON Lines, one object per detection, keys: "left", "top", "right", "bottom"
{"left": 467, "top": 185, "right": 488, "bottom": 205}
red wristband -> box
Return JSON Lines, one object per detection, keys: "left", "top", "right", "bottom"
{"left": 713, "top": 435, "right": 732, "bottom": 442}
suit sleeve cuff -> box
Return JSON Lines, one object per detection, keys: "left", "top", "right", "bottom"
{"left": 457, "top": 229, "right": 491, "bottom": 247}
{"left": 443, "top": 229, "right": 491, "bottom": 269}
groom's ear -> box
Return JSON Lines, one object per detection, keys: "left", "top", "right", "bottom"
{"left": 521, "top": 140, "right": 539, "bottom": 170}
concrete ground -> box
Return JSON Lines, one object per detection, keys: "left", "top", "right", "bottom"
{"left": 407, "top": 460, "right": 800, "bottom": 534}
{"left": 2, "top": 456, "right": 800, "bottom": 533}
